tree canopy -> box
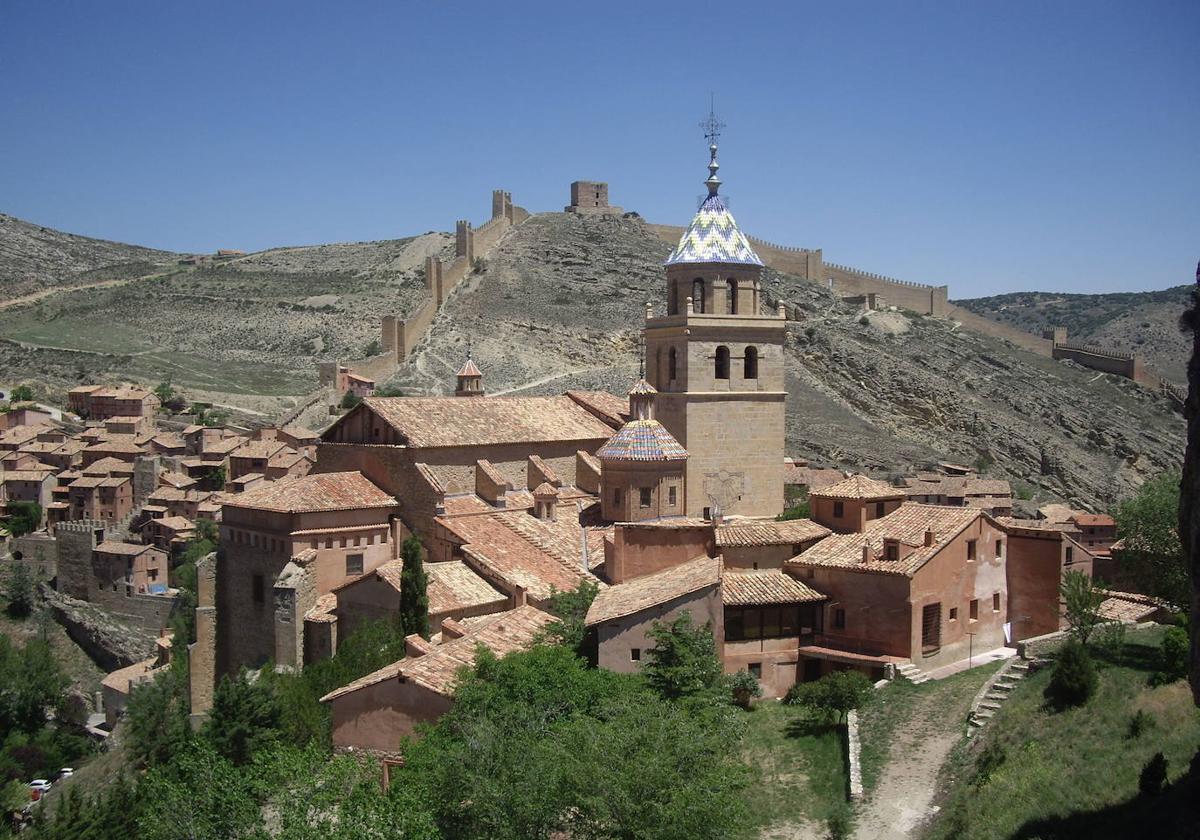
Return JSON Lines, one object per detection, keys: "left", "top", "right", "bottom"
{"left": 1114, "top": 472, "right": 1187, "bottom": 608}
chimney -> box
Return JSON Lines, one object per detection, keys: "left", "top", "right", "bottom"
{"left": 924, "top": 528, "right": 936, "bottom": 547}
{"left": 440, "top": 619, "right": 467, "bottom": 640}
{"left": 404, "top": 634, "right": 433, "bottom": 657}
{"left": 513, "top": 585, "right": 528, "bottom": 607}
{"left": 861, "top": 542, "right": 872, "bottom": 564}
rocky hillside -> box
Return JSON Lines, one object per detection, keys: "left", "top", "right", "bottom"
{"left": 0, "top": 212, "right": 450, "bottom": 397}
{"left": 389, "top": 212, "right": 1184, "bottom": 511}
{"left": 955, "top": 287, "right": 1191, "bottom": 384}
{"left": 0, "top": 212, "right": 180, "bottom": 300}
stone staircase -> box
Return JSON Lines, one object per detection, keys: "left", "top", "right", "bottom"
{"left": 967, "top": 659, "right": 1030, "bottom": 737}
{"left": 896, "top": 662, "right": 931, "bottom": 685}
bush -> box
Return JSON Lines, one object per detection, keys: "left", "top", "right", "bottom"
{"left": 729, "top": 669, "right": 763, "bottom": 709}
{"left": 3, "top": 561, "right": 35, "bottom": 618}
{"left": 972, "top": 741, "right": 1006, "bottom": 787}
{"left": 340, "top": 392, "right": 362, "bottom": 410}
{"left": 5, "top": 500, "right": 42, "bottom": 537}
{"left": 785, "top": 670, "right": 873, "bottom": 723}
{"left": 1150, "top": 626, "right": 1189, "bottom": 685}
{"left": 9, "top": 385, "right": 34, "bottom": 403}
{"left": 1044, "top": 640, "right": 1097, "bottom": 711}
{"left": 776, "top": 500, "right": 811, "bottom": 521}
{"left": 1127, "top": 709, "right": 1156, "bottom": 739}
{"left": 1139, "top": 752, "right": 1168, "bottom": 796}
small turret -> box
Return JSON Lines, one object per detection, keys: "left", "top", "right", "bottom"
{"left": 455, "top": 346, "right": 484, "bottom": 397}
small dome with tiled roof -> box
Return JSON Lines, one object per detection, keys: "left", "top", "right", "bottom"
{"left": 532, "top": 482, "right": 559, "bottom": 498}
{"left": 666, "top": 194, "right": 763, "bottom": 267}
{"left": 597, "top": 420, "right": 688, "bottom": 462}
{"left": 456, "top": 357, "right": 482, "bottom": 378}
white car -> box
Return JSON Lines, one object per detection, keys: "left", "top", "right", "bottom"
{"left": 58, "top": 768, "right": 74, "bottom": 779}
{"left": 28, "top": 780, "right": 51, "bottom": 800}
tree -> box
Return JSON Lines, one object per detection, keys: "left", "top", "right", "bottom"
{"left": 641, "top": 611, "right": 724, "bottom": 701}
{"left": 202, "top": 672, "right": 281, "bottom": 766}
{"left": 1060, "top": 569, "right": 1105, "bottom": 645}
{"left": 1044, "top": 639, "right": 1097, "bottom": 711}
{"left": 776, "top": 498, "right": 811, "bottom": 521}
{"left": 1152, "top": 625, "right": 1189, "bottom": 685}
{"left": 363, "top": 338, "right": 383, "bottom": 357}
{"left": 8, "top": 385, "right": 33, "bottom": 403}
{"left": 202, "top": 465, "right": 225, "bottom": 491}
{"left": 153, "top": 379, "right": 174, "bottom": 406}
{"left": 399, "top": 536, "right": 429, "bottom": 640}
{"left": 136, "top": 741, "right": 261, "bottom": 840}
{"left": 124, "top": 661, "right": 192, "bottom": 768}
{"left": 5, "top": 501, "right": 42, "bottom": 537}
{"left": 1115, "top": 472, "right": 1188, "bottom": 609}
{"left": 784, "top": 670, "right": 873, "bottom": 723}
{"left": 543, "top": 580, "right": 599, "bottom": 657}
{"left": 729, "top": 669, "right": 763, "bottom": 709}
{"left": 340, "top": 392, "right": 363, "bottom": 410}
{"left": 0, "top": 636, "right": 66, "bottom": 734}
{"left": 3, "top": 561, "right": 35, "bottom": 618}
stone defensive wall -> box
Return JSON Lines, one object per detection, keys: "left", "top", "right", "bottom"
{"left": 382, "top": 190, "right": 529, "bottom": 363}
{"left": 1051, "top": 342, "right": 1143, "bottom": 382}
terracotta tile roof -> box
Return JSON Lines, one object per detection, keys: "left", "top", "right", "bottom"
{"left": 101, "top": 658, "right": 159, "bottom": 693}
{"left": 84, "top": 439, "right": 144, "bottom": 455}
{"left": 231, "top": 440, "right": 288, "bottom": 460}
{"left": 787, "top": 504, "right": 982, "bottom": 576}
{"left": 151, "top": 516, "right": 195, "bottom": 532}
{"left": 305, "top": 593, "right": 339, "bottom": 624}
{"left": 964, "top": 479, "right": 1012, "bottom": 496}
{"left": 0, "top": 469, "right": 55, "bottom": 482}
{"left": 204, "top": 436, "right": 248, "bottom": 456}
{"left": 222, "top": 471, "right": 396, "bottom": 514}
{"left": 586, "top": 556, "right": 721, "bottom": 625}
{"left": 596, "top": 420, "right": 687, "bottom": 462}
{"left": 722, "top": 569, "right": 826, "bottom": 605}
{"left": 1070, "top": 513, "right": 1115, "bottom": 527}
{"left": 353, "top": 559, "right": 507, "bottom": 616}
{"left": 83, "top": 457, "right": 135, "bottom": 476}
{"left": 456, "top": 357, "right": 482, "bottom": 377}
{"left": 784, "top": 464, "right": 845, "bottom": 490}
{"left": 348, "top": 396, "right": 617, "bottom": 448}
{"left": 278, "top": 425, "right": 320, "bottom": 443}
{"left": 320, "top": 605, "right": 554, "bottom": 702}
{"left": 995, "top": 516, "right": 1079, "bottom": 537}
{"left": 1097, "top": 590, "right": 1164, "bottom": 623}
{"left": 715, "top": 518, "right": 831, "bottom": 548}
{"left": 1037, "top": 503, "right": 1076, "bottom": 523}
{"left": 564, "top": 390, "right": 631, "bottom": 429}
{"left": 810, "top": 474, "right": 904, "bottom": 500}
{"left": 95, "top": 540, "right": 156, "bottom": 556}
{"left": 532, "top": 482, "right": 559, "bottom": 498}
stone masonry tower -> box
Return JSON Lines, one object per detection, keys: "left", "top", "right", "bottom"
{"left": 644, "top": 111, "right": 786, "bottom": 518}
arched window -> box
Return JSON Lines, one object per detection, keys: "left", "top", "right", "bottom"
{"left": 715, "top": 346, "right": 730, "bottom": 380}
{"left": 668, "top": 347, "right": 678, "bottom": 381}
{"left": 744, "top": 346, "right": 758, "bottom": 379}
{"left": 726, "top": 278, "right": 738, "bottom": 314}
{"left": 692, "top": 278, "right": 705, "bottom": 313}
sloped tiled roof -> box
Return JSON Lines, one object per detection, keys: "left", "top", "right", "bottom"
{"left": 596, "top": 420, "right": 687, "bottom": 462}
{"left": 787, "top": 504, "right": 982, "bottom": 576}
{"left": 347, "top": 396, "right": 617, "bottom": 448}
{"left": 585, "top": 556, "right": 721, "bottom": 626}
{"left": 358, "top": 559, "right": 507, "bottom": 616}
{"left": 564, "top": 391, "right": 631, "bottom": 429}
{"left": 716, "top": 518, "right": 831, "bottom": 548}
{"left": 1070, "top": 513, "right": 1115, "bottom": 527}
{"left": 95, "top": 540, "right": 156, "bottom": 556}
{"left": 722, "top": 569, "right": 826, "bottom": 605}
{"left": 456, "top": 357, "right": 482, "bottom": 377}
{"left": 320, "top": 605, "right": 554, "bottom": 701}
{"left": 810, "top": 474, "right": 904, "bottom": 500}
{"left": 665, "top": 194, "right": 764, "bottom": 267}
{"left": 222, "top": 471, "right": 396, "bottom": 514}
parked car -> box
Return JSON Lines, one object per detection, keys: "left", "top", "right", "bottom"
{"left": 28, "top": 780, "right": 50, "bottom": 801}
{"left": 58, "top": 768, "right": 74, "bottom": 780}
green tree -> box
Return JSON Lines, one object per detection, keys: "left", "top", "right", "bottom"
{"left": 0, "top": 636, "right": 66, "bottom": 734}
{"left": 1044, "top": 639, "right": 1097, "bottom": 711}
{"left": 340, "top": 392, "right": 363, "bottom": 410}
{"left": 136, "top": 741, "right": 261, "bottom": 840}
{"left": 8, "top": 385, "right": 33, "bottom": 403}
{"left": 5, "top": 501, "right": 42, "bottom": 537}
{"left": 363, "top": 338, "right": 383, "bottom": 357}
{"left": 399, "top": 536, "right": 429, "bottom": 640}
{"left": 776, "top": 499, "right": 811, "bottom": 521}
{"left": 1114, "top": 472, "right": 1188, "bottom": 608}
{"left": 641, "top": 611, "right": 724, "bottom": 701}
{"left": 202, "top": 465, "right": 225, "bottom": 491}
{"left": 3, "top": 561, "right": 35, "bottom": 618}
{"left": 784, "top": 670, "right": 874, "bottom": 723}
{"left": 1060, "top": 569, "right": 1106, "bottom": 645}
{"left": 202, "top": 671, "right": 282, "bottom": 766}
{"left": 153, "top": 379, "right": 174, "bottom": 406}
{"left": 1151, "top": 625, "right": 1189, "bottom": 685}
{"left": 124, "top": 660, "right": 192, "bottom": 768}
{"left": 543, "top": 580, "right": 599, "bottom": 657}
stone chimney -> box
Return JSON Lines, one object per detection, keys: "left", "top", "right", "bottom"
{"left": 861, "top": 542, "right": 872, "bottom": 564}
{"left": 475, "top": 460, "right": 511, "bottom": 507}
{"left": 405, "top": 634, "right": 433, "bottom": 657}
{"left": 440, "top": 619, "right": 467, "bottom": 641}
{"left": 924, "top": 528, "right": 936, "bottom": 547}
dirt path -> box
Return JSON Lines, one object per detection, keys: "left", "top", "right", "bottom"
{"left": 852, "top": 683, "right": 977, "bottom": 840}
{"left": 0, "top": 265, "right": 183, "bottom": 310}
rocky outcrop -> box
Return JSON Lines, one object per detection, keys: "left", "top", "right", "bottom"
{"left": 40, "top": 584, "right": 158, "bottom": 671}
{"left": 1178, "top": 274, "right": 1200, "bottom": 707}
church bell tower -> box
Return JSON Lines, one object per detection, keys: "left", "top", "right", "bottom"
{"left": 643, "top": 108, "right": 786, "bottom": 518}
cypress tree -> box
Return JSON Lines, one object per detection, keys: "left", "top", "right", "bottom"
{"left": 399, "top": 535, "right": 429, "bottom": 640}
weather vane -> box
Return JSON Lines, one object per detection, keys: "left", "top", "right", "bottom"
{"left": 699, "top": 94, "right": 725, "bottom": 146}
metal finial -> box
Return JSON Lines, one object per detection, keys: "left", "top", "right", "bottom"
{"left": 699, "top": 94, "right": 725, "bottom": 197}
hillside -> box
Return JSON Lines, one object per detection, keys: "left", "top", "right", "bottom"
{"left": 388, "top": 212, "right": 1184, "bottom": 510}
{"left": 955, "top": 286, "right": 1192, "bottom": 384}
{"left": 0, "top": 214, "right": 450, "bottom": 397}
{"left": 0, "top": 212, "right": 180, "bottom": 300}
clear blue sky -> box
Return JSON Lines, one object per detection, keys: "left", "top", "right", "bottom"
{"left": 2, "top": 1, "right": 1196, "bottom": 297}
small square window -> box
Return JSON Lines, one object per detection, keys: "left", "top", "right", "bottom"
{"left": 969, "top": 599, "right": 979, "bottom": 621}
{"left": 949, "top": 607, "right": 958, "bottom": 621}
{"left": 346, "top": 553, "right": 364, "bottom": 576}
{"left": 630, "top": 648, "right": 641, "bottom": 662}
{"left": 748, "top": 663, "right": 762, "bottom": 678}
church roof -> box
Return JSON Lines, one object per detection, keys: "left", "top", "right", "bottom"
{"left": 665, "top": 194, "right": 764, "bottom": 267}
{"left": 628, "top": 378, "right": 657, "bottom": 396}
{"left": 596, "top": 420, "right": 688, "bottom": 462}
{"left": 456, "top": 357, "right": 482, "bottom": 378}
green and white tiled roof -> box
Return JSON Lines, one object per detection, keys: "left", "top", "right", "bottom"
{"left": 597, "top": 420, "right": 688, "bottom": 462}
{"left": 665, "top": 194, "right": 763, "bottom": 267}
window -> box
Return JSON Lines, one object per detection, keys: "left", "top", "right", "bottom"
{"left": 612, "top": 488, "right": 622, "bottom": 506}
{"left": 748, "top": 663, "right": 762, "bottom": 679}
{"left": 252, "top": 574, "right": 264, "bottom": 604}
{"left": 885, "top": 541, "right": 899, "bottom": 562}
{"left": 346, "top": 553, "right": 364, "bottom": 576}
{"left": 875, "top": 501, "right": 885, "bottom": 518}
{"left": 969, "top": 599, "right": 979, "bottom": 621}
{"left": 1065, "top": 546, "right": 1074, "bottom": 564}
{"left": 993, "top": 592, "right": 1001, "bottom": 612}
{"left": 703, "top": 506, "right": 712, "bottom": 520}
{"left": 921, "top": 603, "right": 941, "bottom": 654}
{"left": 724, "top": 605, "right": 822, "bottom": 641}
{"left": 668, "top": 485, "right": 677, "bottom": 507}
{"left": 715, "top": 346, "right": 730, "bottom": 379}
{"left": 834, "top": 608, "right": 846, "bottom": 629}
{"left": 668, "top": 347, "right": 678, "bottom": 380}
{"left": 726, "top": 278, "right": 738, "bottom": 314}
{"left": 630, "top": 648, "right": 641, "bottom": 662}
{"left": 949, "top": 607, "right": 958, "bottom": 621}
{"left": 639, "top": 487, "right": 652, "bottom": 508}
{"left": 967, "top": 539, "right": 977, "bottom": 561}
{"left": 833, "top": 501, "right": 845, "bottom": 518}
{"left": 692, "top": 278, "right": 705, "bottom": 312}
{"left": 325, "top": 537, "right": 333, "bottom": 549}
{"left": 996, "top": 538, "right": 1004, "bottom": 558}
{"left": 744, "top": 345, "right": 758, "bottom": 379}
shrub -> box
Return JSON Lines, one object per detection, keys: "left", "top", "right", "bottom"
{"left": 858, "top": 315, "right": 870, "bottom": 326}
{"left": 1138, "top": 752, "right": 1168, "bottom": 796}
{"left": 1044, "top": 639, "right": 1097, "bottom": 710}
{"left": 9, "top": 385, "right": 34, "bottom": 403}
{"left": 776, "top": 500, "right": 811, "bottom": 521}
{"left": 972, "top": 740, "right": 1007, "bottom": 786}
{"left": 1150, "top": 625, "right": 1189, "bottom": 685}
{"left": 3, "top": 561, "right": 35, "bottom": 618}
{"left": 785, "top": 670, "right": 873, "bottom": 723}
{"left": 6, "top": 500, "right": 42, "bottom": 537}
{"left": 340, "top": 392, "right": 362, "bottom": 410}
{"left": 729, "top": 669, "right": 763, "bottom": 710}
{"left": 1127, "top": 709, "right": 1156, "bottom": 739}
{"left": 642, "top": 611, "right": 723, "bottom": 702}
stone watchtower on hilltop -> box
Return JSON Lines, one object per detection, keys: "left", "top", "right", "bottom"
{"left": 643, "top": 114, "right": 786, "bottom": 518}
{"left": 566, "top": 181, "right": 623, "bottom": 215}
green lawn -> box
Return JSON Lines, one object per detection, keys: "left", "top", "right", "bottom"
{"left": 926, "top": 626, "right": 1200, "bottom": 840}
{"left": 741, "top": 700, "right": 851, "bottom": 834}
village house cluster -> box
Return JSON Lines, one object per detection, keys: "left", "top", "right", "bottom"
{"left": 0, "top": 140, "right": 1157, "bottom": 754}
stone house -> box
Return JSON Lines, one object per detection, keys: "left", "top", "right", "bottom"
{"left": 1069, "top": 512, "right": 1117, "bottom": 558}
{"left": 715, "top": 518, "right": 831, "bottom": 570}
{"left": 67, "top": 476, "right": 133, "bottom": 523}
{"left": 997, "top": 517, "right": 1095, "bottom": 641}
{"left": 320, "top": 605, "right": 555, "bottom": 753}
{"left": 93, "top": 540, "right": 169, "bottom": 595}
{"left": 785, "top": 503, "right": 1009, "bottom": 676}
{"left": 809, "top": 475, "right": 906, "bottom": 534}
{"left": 68, "top": 385, "right": 160, "bottom": 420}
{"left": 142, "top": 515, "right": 196, "bottom": 553}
